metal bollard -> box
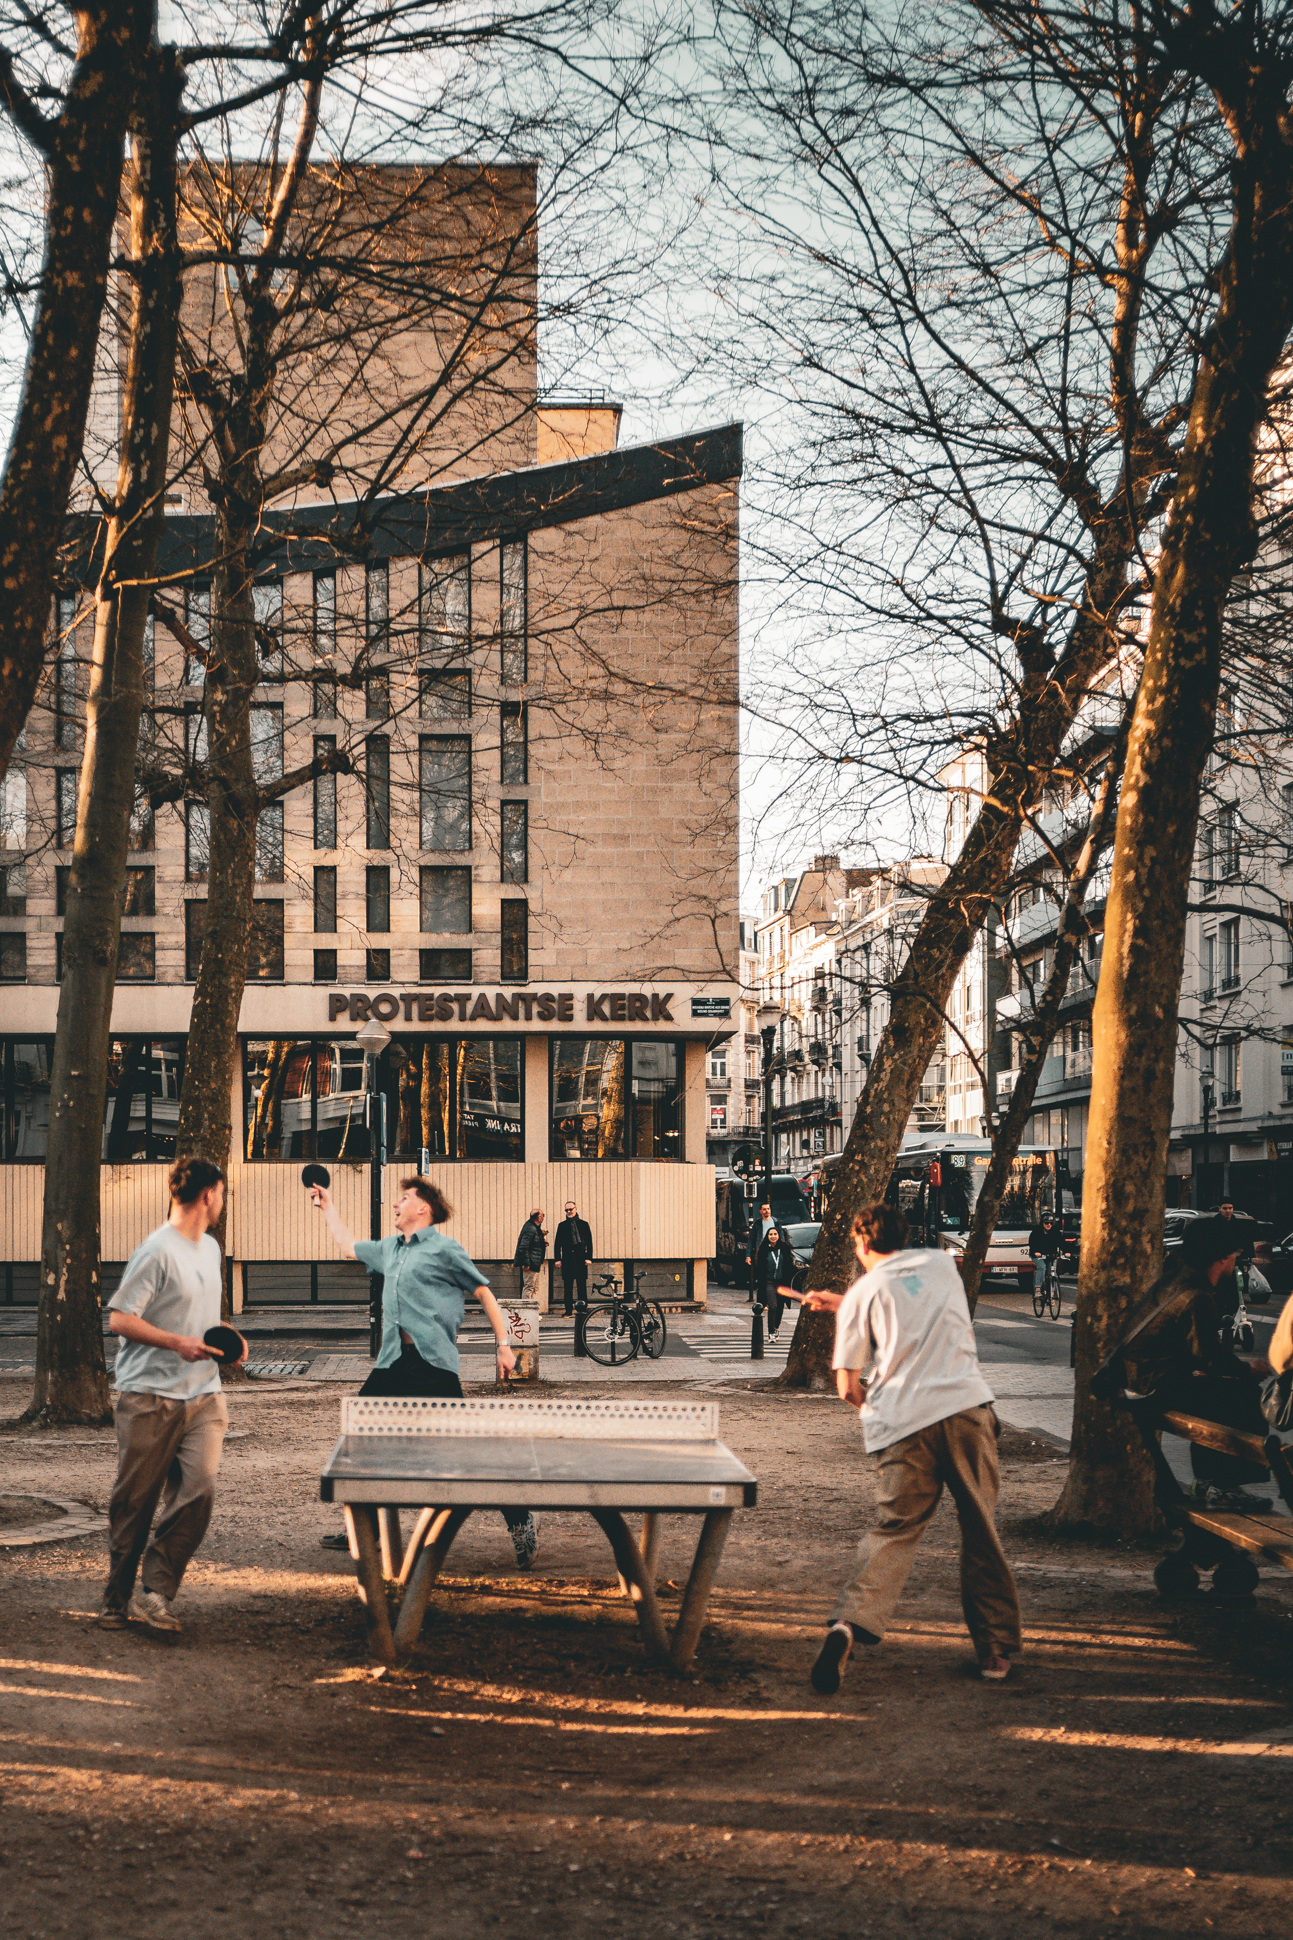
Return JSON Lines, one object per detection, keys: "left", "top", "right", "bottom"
{"left": 574, "top": 1290, "right": 588, "bottom": 1358}
{"left": 751, "top": 1301, "right": 765, "bottom": 1360}
{"left": 1069, "top": 1312, "right": 1076, "bottom": 1369}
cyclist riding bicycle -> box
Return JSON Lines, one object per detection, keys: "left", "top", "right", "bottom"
{"left": 1029, "top": 1215, "right": 1061, "bottom": 1304}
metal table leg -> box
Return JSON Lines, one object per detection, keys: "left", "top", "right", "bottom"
{"left": 670, "top": 1509, "right": 733, "bottom": 1672}
{"left": 640, "top": 1512, "right": 662, "bottom": 1578}
{"left": 393, "top": 1508, "right": 472, "bottom": 1655}
{"left": 378, "top": 1506, "right": 404, "bottom": 1581}
{"left": 591, "top": 1508, "right": 672, "bottom": 1663}
{"left": 350, "top": 1505, "right": 396, "bottom": 1666}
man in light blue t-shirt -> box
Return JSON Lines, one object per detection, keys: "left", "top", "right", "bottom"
{"left": 99, "top": 1157, "right": 244, "bottom": 1633}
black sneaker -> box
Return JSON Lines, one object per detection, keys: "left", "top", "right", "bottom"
{"left": 320, "top": 1531, "right": 350, "bottom": 1551}
{"left": 811, "top": 1622, "right": 854, "bottom": 1695}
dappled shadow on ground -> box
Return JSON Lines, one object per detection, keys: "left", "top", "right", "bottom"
{"left": 2, "top": 1385, "right": 1292, "bottom": 1937}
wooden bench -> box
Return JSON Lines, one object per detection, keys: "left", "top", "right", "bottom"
{"left": 319, "top": 1395, "right": 757, "bottom": 1668}
{"left": 1118, "top": 1393, "right": 1293, "bottom": 1595}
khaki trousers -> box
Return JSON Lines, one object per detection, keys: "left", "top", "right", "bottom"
{"left": 833, "top": 1404, "right": 1021, "bottom": 1660}
{"left": 104, "top": 1389, "right": 228, "bottom": 1609}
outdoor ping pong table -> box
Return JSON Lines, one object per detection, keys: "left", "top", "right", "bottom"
{"left": 319, "top": 1395, "right": 757, "bottom": 1670}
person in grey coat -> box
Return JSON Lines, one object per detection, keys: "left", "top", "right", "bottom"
{"left": 514, "top": 1208, "right": 547, "bottom": 1298}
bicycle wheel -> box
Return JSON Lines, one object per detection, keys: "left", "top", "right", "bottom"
{"left": 639, "top": 1302, "right": 668, "bottom": 1360}
{"left": 1031, "top": 1274, "right": 1045, "bottom": 1318}
{"left": 1048, "top": 1268, "right": 1062, "bottom": 1321}
{"left": 582, "top": 1303, "right": 642, "bottom": 1366}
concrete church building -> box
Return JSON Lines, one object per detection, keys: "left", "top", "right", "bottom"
{"left": 0, "top": 164, "right": 741, "bottom": 1308}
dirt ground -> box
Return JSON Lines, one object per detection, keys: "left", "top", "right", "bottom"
{"left": 1, "top": 1375, "right": 1291, "bottom": 1940}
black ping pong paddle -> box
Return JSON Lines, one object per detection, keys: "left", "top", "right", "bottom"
{"left": 203, "top": 1324, "right": 246, "bottom": 1364}
{"left": 301, "top": 1163, "right": 331, "bottom": 1189}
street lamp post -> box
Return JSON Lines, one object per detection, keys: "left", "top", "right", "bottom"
{"left": 1201, "top": 1076, "right": 1215, "bottom": 1209}
{"left": 356, "top": 1014, "right": 392, "bottom": 1357}
{"left": 754, "top": 1003, "right": 783, "bottom": 1360}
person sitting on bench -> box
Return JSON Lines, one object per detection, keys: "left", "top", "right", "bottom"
{"left": 1120, "top": 1217, "right": 1271, "bottom": 1500}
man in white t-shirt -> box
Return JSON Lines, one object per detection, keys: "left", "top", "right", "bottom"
{"left": 798, "top": 1200, "right": 1020, "bottom": 1691}
{"left": 98, "top": 1156, "right": 244, "bottom": 1633}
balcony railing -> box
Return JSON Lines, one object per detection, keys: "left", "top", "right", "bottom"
{"left": 1064, "top": 1045, "right": 1093, "bottom": 1080}
{"left": 1220, "top": 1089, "right": 1241, "bottom": 1109}
{"left": 1220, "top": 973, "right": 1240, "bottom": 992}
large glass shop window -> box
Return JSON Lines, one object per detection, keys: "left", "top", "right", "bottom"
{"left": 549, "top": 1039, "right": 684, "bottom": 1160}
{"left": 101, "top": 1039, "right": 187, "bottom": 1161}
{"left": 244, "top": 1038, "right": 523, "bottom": 1162}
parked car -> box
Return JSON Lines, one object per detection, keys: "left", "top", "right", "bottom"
{"left": 778, "top": 1221, "right": 821, "bottom": 1291}
{"left": 1162, "top": 1209, "right": 1202, "bottom": 1252}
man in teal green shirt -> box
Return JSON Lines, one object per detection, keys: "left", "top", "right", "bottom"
{"left": 311, "top": 1174, "right": 537, "bottom": 1565}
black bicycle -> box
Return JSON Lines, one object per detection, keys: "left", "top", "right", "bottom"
{"left": 581, "top": 1272, "right": 668, "bottom": 1364}
{"left": 1032, "top": 1255, "right": 1062, "bottom": 1320}
{"left": 626, "top": 1272, "right": 668, "bottom": 1361}
{"left": 582, "top": 1273, "right": 642, "bottom": 1366}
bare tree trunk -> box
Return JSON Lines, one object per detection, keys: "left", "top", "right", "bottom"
{"left": 775, "top": 25, "right": 1168, "bottom": 1387}
{"left": 174, "top": 510, "right": 259, "bottom": 1187}
{"left": 959, "top": 727, "right": 1128, "bottom": 1312}
{"left": 0, "top": 3, "right": 150, "bottom": 782}
{"left": 27, "top": 49, "right": 181, "bottom": 1425}
{"left": 776, "top": 551, "right": 1135, "bottom": 1387}
{"left": 1054, "top": 82, "right": 1293, "bottom": 1537}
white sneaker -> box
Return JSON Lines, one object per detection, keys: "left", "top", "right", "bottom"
{"left": 128, "top": 1589, "right": 182, "bottom": 1633}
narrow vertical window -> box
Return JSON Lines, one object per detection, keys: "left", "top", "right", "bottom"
{"left": 55, "top": 594, "right": 77, "bottom": 750}
{"left": 420, "top": 866, "right": 471, "bottom": 932}
{"left": 186, "top": 585, "right": 210, "bottom": 686}
{"left": 500, "top": 898, "right": 528, "bottom": 981}
{"left": 420, "top": 554, "right": 470, "bottom": 656}
{"left": 419, "top": 736, "right": 471, "bottom": 851}
{"left": 500, "top": 539, "right": 527, "bottom": 684}
{"left": 314, "top": 865, "right": 337, "bottom": 933}
{"left": 1, "top": 771, "right": 27, "bottom": 849}
{"left": 185, "top": 901, "right": 206, "bottom": 981}
{"left": 501, "top": 701, "right": 527, "bottom": 784}
{"left": 256, "top": 803, "right": 284, "bottom": 882}
{"left": 56, "top": 769, "right": 78, "bottom": 848}
{"left": 314, "top": 737, "right": 337, "bottom": 850}
{"left": 500, "top": 801, "right": 528, "bottom": 883}
{"left": 248, "top": 902, "right": 285, "bottom": 980}
{"left": 254, "top": 581, "right": 284, "bottom": 681}
{"left": 313, "top": 574, "right": 336, "bottom": 716}
{"left": 365, "top": 562, "right": 390, "bottom": 718}
{"left": 185, "top": 801, "right": 209, "bottom": 882}
{"left": 366, "top": 865, "right": 390, "bottom": 932}
{"left": 366, "top": 736, "right": 391, "bottom": 849}
{"left": 250, "top": 703, "right": 282, "bottom": 785}
{"left": 186, "top": 703, "right": 209, "bottom": 768}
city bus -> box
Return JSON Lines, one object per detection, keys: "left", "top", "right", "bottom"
{"left": 821, "top": 1135, "right": 1065, "bottom": 1291}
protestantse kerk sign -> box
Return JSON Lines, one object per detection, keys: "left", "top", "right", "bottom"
{"left": 327, "top": 989, "right": 678, "bottom": 1025}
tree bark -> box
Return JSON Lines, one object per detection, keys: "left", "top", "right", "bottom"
{"left": 28, "top": 46, "right": 182, "bottom": 1425}
{"left": 0, "top": 3, "right": 151, "bottom": 783}
{"left": 959, "top": 725, "right": 1128, "bottom": 1312}
{"left": 1054, "top": 40, "right": 1293, "bottom": 1536}
{"left": 173, "top": 504, "right": 259, "bottom": 1188}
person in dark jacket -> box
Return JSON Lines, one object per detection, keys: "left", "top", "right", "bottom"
{"left": 553, "top": 1201, "right": 594, "bottom": 1316}
{"left": 1119, "top": 1217, "right": 1270, "bottom": 1495}
{"left": 513, "top": 1209, "right": 547, "bottom": 1300}
{"left": 1028, "top": 1215, "right": 1061, "bottom": 1301}
{"left": 754, "top": 1226, "right": 797, "bottom": 1339}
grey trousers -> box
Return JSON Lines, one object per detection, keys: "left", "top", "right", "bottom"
{"left": 104, "top": 1389, "right": 228, "bottom": 1609}
{"left": 832, "top": 1404, "right": 1022, "bottom": 1660}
